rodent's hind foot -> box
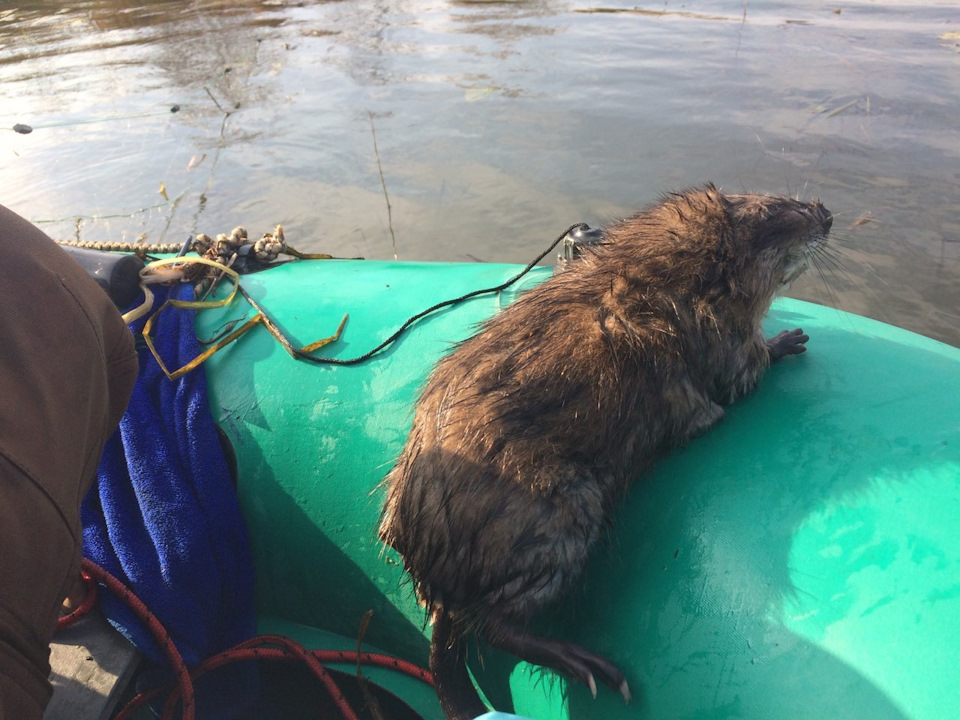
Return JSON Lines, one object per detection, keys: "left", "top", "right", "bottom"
{"left": 485, "top": 623, "right": 631, "bottom": 703}
{"left": 766, "top": 328, "right": 809, "bottom": 361}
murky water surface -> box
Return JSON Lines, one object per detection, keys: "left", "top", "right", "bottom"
{"left": 2, "top": 0, "right": 959, "bottom": 345}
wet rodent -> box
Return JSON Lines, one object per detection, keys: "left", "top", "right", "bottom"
{"left": 378, "top": 184, "right": 833, "bottom": 719}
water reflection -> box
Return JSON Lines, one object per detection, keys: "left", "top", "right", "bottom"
{"left": 1, "top": 0, "right": 958, "bottom": 346}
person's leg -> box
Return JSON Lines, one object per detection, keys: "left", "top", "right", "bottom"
{"left": 0, "top": 204, "right": 137, "bottom": 719}
{"left": 0, "top": 455, "right": 81, "bottom": 718}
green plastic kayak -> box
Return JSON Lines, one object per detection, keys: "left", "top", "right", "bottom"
{"left": 194, "top": 259, "right": 960, "bottom": 720}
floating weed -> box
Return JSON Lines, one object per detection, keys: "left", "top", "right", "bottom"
{"left": 574, "top": 7, "right": 734, "bottom": 22}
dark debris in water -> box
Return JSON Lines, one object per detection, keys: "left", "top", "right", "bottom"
{"left": 13, "top": 123, "right": 33, "bottom": 134}
{"left": 574, "top": 6, "right": 734, "bottom": 21}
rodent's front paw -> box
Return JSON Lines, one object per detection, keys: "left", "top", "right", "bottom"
{"left": 766, "top": 328, "right": 809, "bottom": 361}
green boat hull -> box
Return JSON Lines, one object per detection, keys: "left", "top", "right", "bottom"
{"left": 195, "top": 259, "right": 960, "bottom": 720}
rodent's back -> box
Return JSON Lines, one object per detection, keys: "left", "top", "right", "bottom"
{"left": 379, "top": 263, "right": 702, "bottom": 625}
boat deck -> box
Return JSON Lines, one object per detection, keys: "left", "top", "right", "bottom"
{"left": 44, "top": 612, "right": 140, "bottom": 720}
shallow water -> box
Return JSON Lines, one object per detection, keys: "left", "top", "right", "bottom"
{"left": 2, "top": 0, "right": 959, "bottom": 346}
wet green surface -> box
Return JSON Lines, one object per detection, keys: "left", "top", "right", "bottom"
{"left": 196, "top": 259, "right": 959, "bottom": 719}
{"left": 545, "top": 299, "right": 960, "bottom": 720}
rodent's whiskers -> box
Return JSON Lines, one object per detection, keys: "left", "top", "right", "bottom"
{"left": 821, "top": 231, "right": 890, "bottom": 287}
{"left": 808, "top": 245, "right": 843, "bottom": 311}
{"left": 807, "top": 238, "right": 891, "bottom": 320}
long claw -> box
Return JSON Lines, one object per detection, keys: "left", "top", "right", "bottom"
{"left": 484, "top": 624, "right": 628, "bottom": 704}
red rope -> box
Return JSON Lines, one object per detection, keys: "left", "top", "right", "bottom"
{"left": 57, "top": 570, "right": 97, "bottom": 629}
{"left": 191, "top": 635, "right": 434, "bottom": 689}
{"left": 71, "top": 557, "right": 434, "bottom": 719}
{"left": 196, "top": 635, "right": 360, "bottom": 720}
{"left": 80, "top": 557, "right": 196, "bottom": 720}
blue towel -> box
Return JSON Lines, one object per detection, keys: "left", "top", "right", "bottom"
{"left": 82, "top": 282, "right": 257, "bottom": 709}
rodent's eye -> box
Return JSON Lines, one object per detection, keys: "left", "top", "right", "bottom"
{"left": 751, "top": 212, "right": 806, "bottom": 249}
{"left": 723, "top": 194, "right": 826, "bottom": 251}
{"left": 745, "top": 203, "right": 808, "bottom": 243}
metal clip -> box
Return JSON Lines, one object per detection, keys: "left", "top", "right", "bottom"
{"left": 556, "top": 224, "right": 605, "bottom": 271}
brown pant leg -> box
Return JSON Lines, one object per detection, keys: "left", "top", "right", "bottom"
{"left": 0, "top": 456, "right": 81, "bottom": 718}
{"left": 0, "top": 205, "right": 138, "bottom": 720}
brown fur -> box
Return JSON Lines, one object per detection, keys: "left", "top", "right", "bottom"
{"left": 378, "top": 185, "right": 832, "bottom": 718}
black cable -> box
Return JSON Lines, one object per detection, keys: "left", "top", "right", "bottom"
{"left": 294, "top": 223, "right": 585, "bottom": 366}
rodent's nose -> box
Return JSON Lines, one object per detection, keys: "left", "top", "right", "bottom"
{"left": 816, "top": 202, "right": 833, "bottom": 231}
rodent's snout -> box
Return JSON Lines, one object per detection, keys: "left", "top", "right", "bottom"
{"left": 814, "top": 201, "right": 833, "bottom": 231}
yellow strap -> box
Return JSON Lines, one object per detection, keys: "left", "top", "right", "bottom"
{"left": 237, "top": 284, "right": 347, "bottom": 359}
{"left": 299, "top": 314, "right": 348, "bottom": 354}
{"left": 143, "top": 311, "right": 262, "bottom": 381}
{"left": 121, "top": 283, "right": 155, "bottom": 324}
{"left": 121, "top": 256, "right": 240, "bottom": 324}
{"left": 132, "top": 255, "right": 348, "bottom": 380}
{"left": 147, "top": 257, "right": 241, "bottom": 309}
{"left": 285, "top": 246, "right": 333, "bottom": 260}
